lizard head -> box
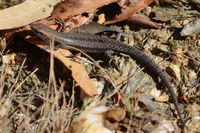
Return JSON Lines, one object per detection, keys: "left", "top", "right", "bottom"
{"left": 30, "top": 23, "right": 55, "bottom": 41}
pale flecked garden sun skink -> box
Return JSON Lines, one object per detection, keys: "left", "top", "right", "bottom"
{"left": 30, "top": 23, "right": 184, "bottom": 125}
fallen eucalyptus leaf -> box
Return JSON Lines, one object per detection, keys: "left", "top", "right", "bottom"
{"left": 0, "top": 0, "right": 62, "bottom": 30}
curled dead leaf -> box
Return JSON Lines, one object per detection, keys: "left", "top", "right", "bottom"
{"left": 104, "top": 0, "right": 153, "bottom": 24}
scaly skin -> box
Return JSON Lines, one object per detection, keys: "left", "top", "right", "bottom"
{"left": 31, "top": 23, "right": 184, "bottom": 125}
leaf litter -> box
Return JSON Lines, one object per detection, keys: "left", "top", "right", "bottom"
{"left": 0, "top": 0, "right": 199, "bottom": 133}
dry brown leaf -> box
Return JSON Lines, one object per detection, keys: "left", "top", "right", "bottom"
{"left": 168, "top": 63, "right": 181, "bottom": 81}
{"left": 104, "top": 107, "right": 126, "bottom": 122}
{"left": 104, "top": 0, "right": 153, "bottom": 24}
{"left": 40, "top": 0, "right": 117, "bottom": 25}
{"left": 37, "top": 45, "right": 98, "bottom": 97}
{"left": 50, "top": 13, "right": 94, "bottom": 32}
{"left": 0, "top": 0, "right": 62, "bottom": 30}
{"left": 154, "top": 95, "right": 169, "bottom": 102}
{"left": 128, "top": 15, "right": 163, "bottom": 28}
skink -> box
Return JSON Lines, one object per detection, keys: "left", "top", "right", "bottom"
{"left": 30, "top": 23, "right": 184, "bottom": 124}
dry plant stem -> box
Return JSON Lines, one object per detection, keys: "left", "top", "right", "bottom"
{"left": 7, "top": 58, "right": 26, "bottom": 97}
{"left": 6, "top": 60, "right": 38, "bottom": 102}
{"left": 65, "top": 80, "right": 76, "bottom": 131}
{"left": 48, "top": 37, "right": 57, "bottom": 90}
{"left": 44, "top": 39, "right": 78, "bottom": 132}
{"left": 49, "top": 38, "right": 73, "bottom": 132}
{"left": 0, "top": 65, "right": 6, "bottom": 98}
{"left": 169, "top": 52, "right": 199, "bottom": 63}
{"left": 49, "top": 38, "right": 60, "bottom": 131}
{"left": 127, "top": 113, "right": 133, "bottom": 132}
